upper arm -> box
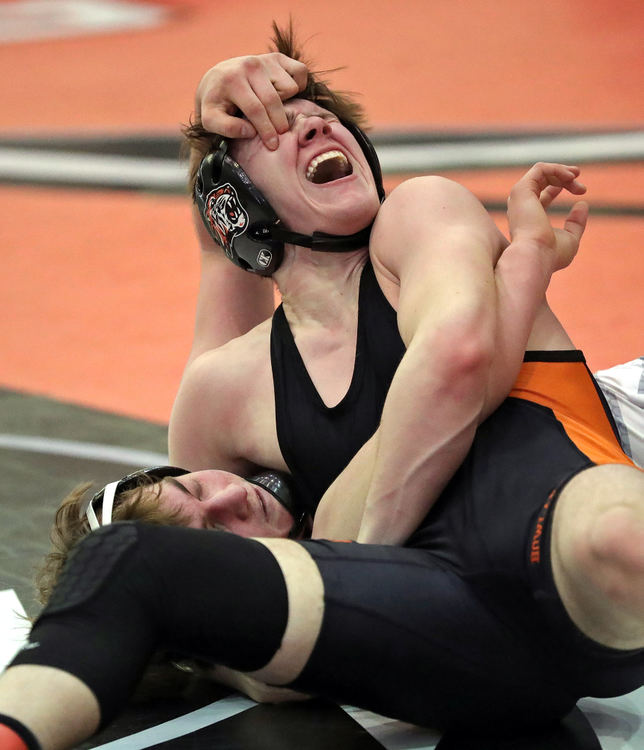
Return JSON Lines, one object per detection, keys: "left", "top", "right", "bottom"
{"left": 168, "top": 348, "right": 251, "bottom": 474}
{"left": 188, "top": 207, "right": 276, "bottom": 363}
{"left": 371, "top": 177, "right": 507, "bottom": 347}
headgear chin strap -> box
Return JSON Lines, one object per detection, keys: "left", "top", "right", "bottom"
{"left": 81, "top": 466, "right": 307, "bottom": 537}
{"left": 194, "top": 120, "right": 384, "bottom": 276}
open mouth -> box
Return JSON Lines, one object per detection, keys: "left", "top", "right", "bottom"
{"left": 306, "top": 150, "right": 353, "bottom": 184}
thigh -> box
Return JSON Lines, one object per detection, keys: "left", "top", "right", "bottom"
{"left": 288, "top": 540, "right": 575, "bottom": 733}
{"left": 249, "top": 537, "right": 324, "bottom": 685}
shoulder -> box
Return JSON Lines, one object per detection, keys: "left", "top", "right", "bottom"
{"left": 169, "top": 320, "right": 273, "bottom": 471}
{"left": 370, "top": 176, "right": 505, "bottom": 281}
{"left": 374, "top": 176, "right": 496, "bottom": 249}
{"left": 182, "top": 319, "right": 272, "bottom": 398}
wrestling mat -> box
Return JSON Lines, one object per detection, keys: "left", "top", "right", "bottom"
{"left": 1, "top": 1, "right": 642, "bottom": 748}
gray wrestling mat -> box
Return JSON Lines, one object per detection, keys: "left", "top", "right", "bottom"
{"left": 1, "top": 388, "right": 642, "bottom": 749}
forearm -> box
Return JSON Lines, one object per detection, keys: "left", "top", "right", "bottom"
{"left": 186, "top": 210, "right": 275, "bottom": 364}
{"left": 336, "top": 166, "right": 586, "bottom": 545}
{"left": 356, "top": 314, "right": 493, "bottom": 544}
{"left": 313, "top": 435, "right": 377, "bottom": 540}
{"left": 205, "top": 665, "right": 310, "bottom": 704}
{"left": 484, "top": 161, "right": 587, "bottom": 390}
{"left": 357, "top": 247, "right": 562, "bottom": 545}
{"left": 483, "top": 241, "right": 555, "bottom": 403}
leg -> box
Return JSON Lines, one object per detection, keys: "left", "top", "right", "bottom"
{"left": 551, "top": 463, "right": 644, "bottom": 649}
{"left": 0, "top": 524, "right": 323, "bottom": 750}
{"left": 0, "top": 666, "right": 99, "bottom": 750}
{"left": 288, "top": 540, "right": 578, "bottom": 733}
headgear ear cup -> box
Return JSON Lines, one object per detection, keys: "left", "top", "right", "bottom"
{"left": 245, "top": 470, "right": 308, "bottom": 538}
{"left": 195, "top": 121, "right": 384, "bottom": 275}
{"left": 195, "top": 143, "right": 284, "bottom": 275}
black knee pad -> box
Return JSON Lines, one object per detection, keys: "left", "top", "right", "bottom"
{"left": 43, "top": 523, "right": 139, "bottom": 617}
{"left": 11, "top": 523, "right": 288, "bottom": 728}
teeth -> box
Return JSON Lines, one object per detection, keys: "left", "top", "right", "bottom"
{"left": 306, "top": 150, "right": 349, "bottom": 182}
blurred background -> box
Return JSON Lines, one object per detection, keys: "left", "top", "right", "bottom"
{"left": 1, "top": 0, "right": 642, "bottom": 425}
{"left": 0, "top": 3, "right": 642, "bottom": 746}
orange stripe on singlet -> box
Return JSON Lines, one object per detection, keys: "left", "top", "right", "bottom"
{"left": 509, "top": 356, "right": 636, "bottom": 469}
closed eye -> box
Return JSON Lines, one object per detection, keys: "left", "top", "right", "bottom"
{"left": 165, "top": 477, "right": 200, "bottom": 500}
{"left": 285, "top": 109, "right": 338, "bottom": 130}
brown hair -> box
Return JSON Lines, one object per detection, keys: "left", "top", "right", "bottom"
{"left": 32, "top": 480, "right": 217, "bottom": 700}
{"left": 35, "top": 477, "right": 190, "bottom": 606}
{"left": 182, "top": 19, "right": 368, "bottom": 195}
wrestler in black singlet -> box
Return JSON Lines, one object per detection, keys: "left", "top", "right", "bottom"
{"left": 270, "top": 260, "right": 643, "bottom": 723}
{"left": 271, "top": 259, "right": 405, "bottom": 515}
{"left": 9, "top": 266, "right": 643, "bottom": 738}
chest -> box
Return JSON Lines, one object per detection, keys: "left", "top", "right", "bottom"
{"left": 290, "top": 329, "right": 358, "bottom": 408}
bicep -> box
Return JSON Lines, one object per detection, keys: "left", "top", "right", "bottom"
{"left": 371, "top": 177, "right": 507, "bottom": 343}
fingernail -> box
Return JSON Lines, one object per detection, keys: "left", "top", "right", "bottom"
{"left": 267, "top": 135, "right": 279, "bottom": 150}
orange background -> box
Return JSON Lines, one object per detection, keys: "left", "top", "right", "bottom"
{"left": 1, "top": 0, "right": 642, "bottom": 423}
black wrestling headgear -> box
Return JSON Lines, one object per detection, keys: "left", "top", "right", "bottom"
{"left": 194, "top": 121, "right": 384, "bottom": 276}
{"left": 81, "top": 466, "right": 307, "bottom": 538}
{"left": 246, "top": 470, "right": 308, "bottom": 537}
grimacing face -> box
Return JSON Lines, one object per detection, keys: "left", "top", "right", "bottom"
{"left": 152, "top": 469, "right": 295, "bottom": 538}
{"left": 229, "top": 98, "right": 381, "bottom": 240}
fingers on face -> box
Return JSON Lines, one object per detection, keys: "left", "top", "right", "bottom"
{"left": 244, "top": 54, "right": 308, "bottom": 147}
{"left": 200, "top": 106, "right": 254, "bottom": 140}
{"left": 275, "top": 52, "right": 309, "bottom": 92}
{"left": 199, "top": 54, "right": 308, "bottom": 149}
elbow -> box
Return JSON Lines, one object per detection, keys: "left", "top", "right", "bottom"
{"left": 431, "top": 315, "right": 495, "bottom": 396}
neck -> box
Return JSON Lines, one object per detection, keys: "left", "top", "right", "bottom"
{"left": 275, "top": 246, "right": 368, "bottom": 326}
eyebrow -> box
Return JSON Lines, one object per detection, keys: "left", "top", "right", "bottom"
{"left": 164, "top": 477, "right": 191, "bottom": 496}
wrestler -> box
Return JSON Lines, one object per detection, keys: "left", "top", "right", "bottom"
{"left": 169, "top": 25, "right": 590, "bottom": 546}
{"left": 1, "top": 23, "right": 642, "bottom": 749}
{"left": 0, "top": 151, "right": 642, "bottom": 750}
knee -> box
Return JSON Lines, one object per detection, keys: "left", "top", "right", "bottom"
{"left": 560, "top": 465, "right": 644, "bottom": 611}
{"left": 586, "top": 503, "right": 644, "bottom": 606}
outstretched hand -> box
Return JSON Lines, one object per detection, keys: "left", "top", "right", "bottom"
{"left": 507, "top": 162, "right": 589, "bottom": 272}
{"left": 195, "top": 52, "right": 308, "bottom": 150}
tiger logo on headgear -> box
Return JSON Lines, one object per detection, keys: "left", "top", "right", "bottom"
{"left": 205, "top": 183, "right": 249, "bottom": 258}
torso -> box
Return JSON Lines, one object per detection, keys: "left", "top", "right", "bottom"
{"left": 406, "top": 351, "right": 635, "bottom": 558}
{"left": 271, "top": 261, "right": 406, "bottom": 514}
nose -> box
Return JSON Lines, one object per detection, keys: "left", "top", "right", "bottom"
{"left": 200, "top": 484, "right": 251, "bottom": 527}
{"left": 297, "top": 115, "right": 332, "bottom": 145}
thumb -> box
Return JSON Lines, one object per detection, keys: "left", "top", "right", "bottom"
{"left": 563, "top": 201, "right": 589, "bottom": 245}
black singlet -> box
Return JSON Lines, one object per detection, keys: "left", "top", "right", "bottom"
{"left": 271, "top": 260, "right": 405, "bottom": 515}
